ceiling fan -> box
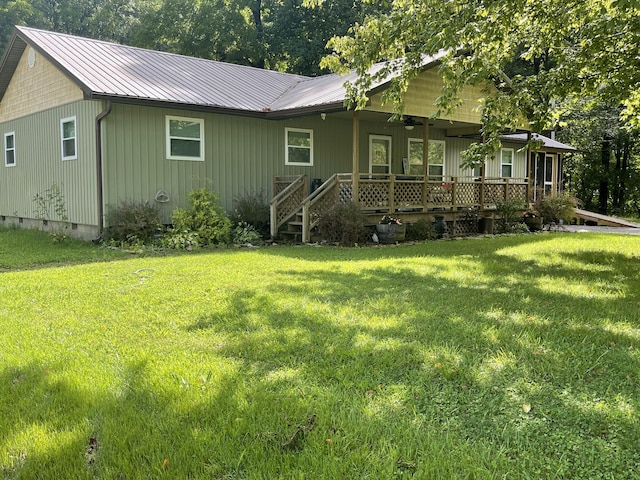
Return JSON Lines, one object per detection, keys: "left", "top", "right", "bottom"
{"left": 387, "top": 115, "right": 424, "bottom": 130}
{"left": 403, "top": 116, "right": 422, "bottom": 130}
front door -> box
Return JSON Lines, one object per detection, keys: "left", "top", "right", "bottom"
{"left": 369, "top": 135, "right": 392, "bottom": 174}
{"left": 533, "top": 153, "right": 555, "bottom": 199}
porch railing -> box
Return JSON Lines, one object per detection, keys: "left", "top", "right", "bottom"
{"left": 334, "top": 174, "right": 528, "bottom": 211}
{"left": 270, "top": 174, "right": 307, "bottom": 238}
{"left": 272, "top": 174, "right": 529, "bottom": 241}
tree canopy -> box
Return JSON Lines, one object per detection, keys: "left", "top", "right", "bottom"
{"left": 0, "top": 0, "right": 388, "bottom": 76}
{"left": 323, "top": 0, "right": 640, "bottom": 164}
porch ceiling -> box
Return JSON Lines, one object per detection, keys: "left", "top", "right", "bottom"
{"left": 327, "top": 109, "right": 481, "bottom": 132}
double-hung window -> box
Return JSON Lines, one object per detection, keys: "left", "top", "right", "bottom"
{"left": 407, "top": 139, "right": 445, "bottom": 179}
{"left": 61, "top": 117, "right": 77, "bottom": 160}
{"left": 285, "top": 128, "right": 313, "bottom": 166}
{"left": 166, "top": 116, "right": 204, "bottom": 161}
{"left": 501, "top": 148, "right": 514, "bottom": 177}
{"left": 4, "top": 132, "right": 15, "bottom": 167}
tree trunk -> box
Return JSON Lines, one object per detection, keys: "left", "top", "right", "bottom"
{"left": 598, "top": 137, "right": 611, "bottom": 214}
{"left": 251, "top": 0, "right": 265, "bottom": 69}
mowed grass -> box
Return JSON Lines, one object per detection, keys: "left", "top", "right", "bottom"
{"left": 1, "top": 229, "right": 639, "bottom": 479}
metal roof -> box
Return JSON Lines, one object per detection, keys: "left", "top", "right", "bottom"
{"left": 0, "top": 27, "right": 448, "bottom": 118}
{"left": 4, "top": 27, "right": 308, "bottom": 114}
{"left": 502, "top": 133, "right": 576, "bottom": 152}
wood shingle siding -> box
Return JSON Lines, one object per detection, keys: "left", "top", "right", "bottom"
{"left": 0, "top": 47, "right": 83, "bottom": 122}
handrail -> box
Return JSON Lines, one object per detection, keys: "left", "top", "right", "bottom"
{"left": 269, "top": 174, "right": 307, "bottom": 238}
{"left": 271, "top": 173, "right": 530, "bottom": 241}
{"left": 301, "top": 174, "right": 340, "bottom": 242}
{"left": 271, "top": 174, "right": 306, "bottom": 204}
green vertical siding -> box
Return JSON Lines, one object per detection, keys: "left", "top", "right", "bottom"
{"left": 0, "top": 100, "right": 101, "bottom": 225}
{"left": 101, "top": 105, "right": 529, "bottom": 225}
{"left": 102, "top": 105, "right": 355, "bottom": 222}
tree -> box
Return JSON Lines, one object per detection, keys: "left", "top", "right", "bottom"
{"left": 267, "top": 0, "right": 388, "bottom": 76}
{"left": 1, "top": 0, "right": 36, "bottom": 52}
{"left": 131, "top": 0, "right": 388, "bottom": 75}
{"left": 560, "top": 102, "right": 640, "bottom": 216}
{"left": 131, "top": 0, "right": 262, "bottom": 67}
{"left": 0, "top": 0, "right": 144, "bottom": 53}
{"left": 322, "top": 0, "right": 640, "bottom": 166}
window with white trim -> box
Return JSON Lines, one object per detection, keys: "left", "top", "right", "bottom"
{"left": 166, "top": 116, "right": 204, "bottom": 161}
{"left": 407, "top": 138, "right": 445, "bottom": 179}
{"left": 501, "top": 148, "right": 514, "bottom": 177}
{"left": 4, "top": 132, "right": 15, "bottom": 167}
{"left": 285, "top": 128, "right": 313, "bottom": 166}
{"left": 61, "top": 117, "right": 77, "bottom": 160}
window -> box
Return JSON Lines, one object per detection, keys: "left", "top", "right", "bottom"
{"left": 428, "top": 140, "right": 445, "bottom": 179}
{"left": 407, "top": 139, "right": 445, "bottom": 179}
{"left": 166, "top": 116, "right": 204, "bottom": 161}
{"left": 501, "top": 148, "right": 514, "bottom": 177}
{"left": 61, "top": 117, "right": 77, "bottom": 160}
{"left": 4, "top": 132, "right": 15, "bottom": 167}
{"left": 408, "top": 138, "right": 423, "bottom": 175}
{"left": 369, "top": 135, "right": 391, "bottom": 174}
{"left": 285, "top": 128, "right": 313, "bottom": 166}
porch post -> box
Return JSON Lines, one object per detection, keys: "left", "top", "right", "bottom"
{"left": 526, "top": 132, "right": 534, "bottom": 203}
{"left": 422, "top": 119, "right": 430, "bottom": 209}
{"left": 352, "top": 111, "right": 360, "bottom": 204}
{"left": 479, "top": 135, "right": 486, "bottom": 208}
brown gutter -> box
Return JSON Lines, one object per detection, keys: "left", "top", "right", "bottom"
{"left": 95, "top": 100, "right": 112, "bottom": 240}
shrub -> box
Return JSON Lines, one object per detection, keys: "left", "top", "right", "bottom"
{"left": 232, "top": 222, "right": 263, "bottom": 245}
{"left": 161, "top": 230, "right": 200, "bottom": 250}
{"left": 406, "top": 218, "right": 437, "bottom": 241}
{"left": 32, "top": 183, "right": 70, "bottom": 242}
{"left": 104, "top": 200, "right": 161, "bottom": 243}
{"left": 171, "top": 188, "right": 232, "bottom": 245}
{"left": 511, "top": 222, "right": 531, "bottom": 234}
{"left": 495, "top": 198, "right": 527, "bottom": 233}
{"left": 317, "top": 202, "right": 369, "bottom": 246}
{"left": 533, "top": 192, "right": 578, "bottom": 226}
{"left": 230, "top": 191, "right": 270, "bottom": 238}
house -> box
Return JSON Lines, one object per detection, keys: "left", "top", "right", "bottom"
{"left": 0, "top": 26, "right": 575, "bottom": 241}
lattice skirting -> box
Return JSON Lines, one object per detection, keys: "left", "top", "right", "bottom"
{"left": 452, "top": 219, "right": 479, "bottom": 236}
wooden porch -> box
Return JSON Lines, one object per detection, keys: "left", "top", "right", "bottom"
{"left": 271, "top": 174, "right": 530, "bottom": 242}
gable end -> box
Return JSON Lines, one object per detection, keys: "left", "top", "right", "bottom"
{"left": 0, "top": 41, "right": 84, "bottom": 122}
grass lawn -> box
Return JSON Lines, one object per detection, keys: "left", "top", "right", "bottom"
{"left": 1, "top": 228, "right": 639, "bottom": 479}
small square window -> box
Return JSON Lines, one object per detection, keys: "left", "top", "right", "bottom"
{"left": 166, "top": 116, "right": 204, "bottom": 161}
{"left": 61, "top": 116, "right": 77, "bottom": 161}
{"left": 285, "top": 128, "right": 313, "bottom": 166}
{"left": 4, "top": 132, "right": 16, "bottom": 167}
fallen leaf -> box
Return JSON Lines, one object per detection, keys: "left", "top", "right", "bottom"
{"left": 522, "top": 403, "right": 532, "bottom": 413}
{"left": 162, "top": 458, "right": 169, "bottom": 469}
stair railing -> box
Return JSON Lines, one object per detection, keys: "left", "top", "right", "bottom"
{"left": 270, "top": 175, "right": 307, "bottom": 238}
{"left": 301, "top": 174, "right": 340, "bottom": 242}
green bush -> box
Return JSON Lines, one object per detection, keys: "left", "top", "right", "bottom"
{"left": 230, "top": 191, "right": 270, "bottom": 238}
{"left": 533, "top": 192, "right": 578, "bottom": 226}
{"left": 495, "top": 198, "right": 526, "bottom": 233}
{"left": 511, "top": 222, "right": 531, "bottom": 234}
{"left": 104, "top": 200, "right": 161, "bottom": 243}
{"left": 161, "top": 230, "right": 200, "bottom": 250}
{"left": 406, "top": 218, "right": 437, "bottom": 241}
{"left": 317, "top": 202, "right": 369, "bottom": 246}
{"left": 171, "top": 188, "right": 231, "bottom": 245}
{"left": 232, "top": 222, "right": 263, "bottom": 245}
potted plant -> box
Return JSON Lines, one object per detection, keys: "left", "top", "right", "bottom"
{"left": 522, "top": 210, "right": 543, "bottom": 231}
{"left": 375, "top": 215, "right": 405, "bottom": 243}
